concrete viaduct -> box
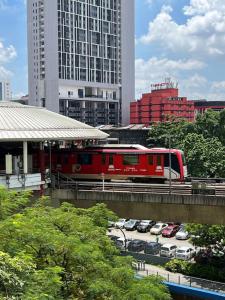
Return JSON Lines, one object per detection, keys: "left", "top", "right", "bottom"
{"left": 51, "top": 189, "right": 225, "bottom": 225}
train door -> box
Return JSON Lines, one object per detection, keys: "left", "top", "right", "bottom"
{"left": 101, "top": 152, "right": 115, "bottom": 177}
{"left": 108, "top": 153, "right": 115, "bottom": 172}
{"left": 155, "top": 154, "right": 164, "bottom": 176}
{"left": 148, "top": 154, "right": 164, "bottom": 176}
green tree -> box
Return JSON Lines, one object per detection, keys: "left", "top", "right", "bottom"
{"left": 0, "top": 188, "right": 31, "bottom": 220}
{"left": 181, "top": 134, "right": 225, "bottom": 177}
{"left": 0, "top": 190, "right": 171, "bottom": 300}
{"left": 195, "top": 109, "right": 220, "bottom": 139}
{"left": 148, "top": 110, "right": 225, "bottom": 177}
{"left": 187, "top": 223, "right": 225, "bottom": 250}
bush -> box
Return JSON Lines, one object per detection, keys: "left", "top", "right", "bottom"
{"left": 165, "top": 259, "right": 190, "bottom": 274}
{"left": 165, "top": 259, "right": 225, "bottom": 283}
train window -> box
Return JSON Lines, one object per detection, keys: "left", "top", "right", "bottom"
{"left": 164, "top": 153, "right": 180, "bottom": 173}
{"left": 109, "top": 154, "right": 114, "bottom": 165}
{"left": 182, "top": 153, "right": 187, "bottom": 166}
{"left": 102, "top": 153, "right": 106, "bottom": 165}
{"left": 64, "top": 154, "right": 69, "bottom": 164}
{"left": 123, "top": 155, "right": 139, "bottom": 165}
{"left": 77, "top": 153, "right": 92, "bottom": 165}
{"left": 57, "top": 154, "right": 61, "bottom": 164}
{"left": 157, "top": 155, "right": 162, "bottom": 166}
{"left": 148, "top": 155, "right": 153, "bottom": 165}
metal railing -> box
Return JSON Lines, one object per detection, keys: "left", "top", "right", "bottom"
{"left": 53, "top": 174, "right": 225, "bottom": 196}
{"left": 135, "top": 264, "right": 225, "bottom": 294}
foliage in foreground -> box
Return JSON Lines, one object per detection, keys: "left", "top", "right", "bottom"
{"left": 148, "top": 109, "right": 225, "bottom": 177}
{"left": 0, "top": 189, "right": 171, "bottom": 300}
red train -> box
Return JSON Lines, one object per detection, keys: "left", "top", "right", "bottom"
{"left": 34, "top": 144, "right": 187, "bottom": 182}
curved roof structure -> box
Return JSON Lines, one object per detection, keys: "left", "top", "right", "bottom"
{"left": 0, "top": 102, "right": 108, "bottom": 141}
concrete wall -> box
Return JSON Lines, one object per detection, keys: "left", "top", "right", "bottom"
{"left": 51, "top": 190, "right": 225, "bottom": 225}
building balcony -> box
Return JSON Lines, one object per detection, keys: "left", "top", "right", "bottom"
{"left": 60, "top": 95, "right": 119, "bottom": 102}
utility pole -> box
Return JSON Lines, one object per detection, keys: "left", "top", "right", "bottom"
{"left": 169, "top": 136, "right": 172, "bottom": 195}
{"left": 118, "top": 227, "right": 127, "bottom": 251}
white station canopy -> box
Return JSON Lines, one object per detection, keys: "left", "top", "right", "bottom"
{"left": 0, "top": 102, "right": 108, "bottom": 141}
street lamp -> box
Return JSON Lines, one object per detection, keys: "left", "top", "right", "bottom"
{"left": 117, "top": 227, "right": 127, "bottom": 251}
{"left": 168, "top": 135, "right": 172, "bottom": 195}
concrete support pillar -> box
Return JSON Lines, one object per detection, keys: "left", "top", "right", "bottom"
{"left": 39, "top": 142, "right": 45, "bottom": 196}
{"left": 23, "top": 141, "right": 28, "bottom": 174}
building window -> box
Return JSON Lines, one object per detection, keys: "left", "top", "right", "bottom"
{"left": 78, "top": 89, "right": 84, "bottom": 98}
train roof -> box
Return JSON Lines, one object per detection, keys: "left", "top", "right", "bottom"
{"left": 82, "top": 145, "right": 181, "bottom": 154}
{"left": 53, "top": 145, "right": 182, "bottom": 154}
{"left": 86, "top": 144, "right": 149, "bottom": 150}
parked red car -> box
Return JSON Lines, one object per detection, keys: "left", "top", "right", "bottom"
{"left": 162, "top": 224, "right": 180, "bottom": 238}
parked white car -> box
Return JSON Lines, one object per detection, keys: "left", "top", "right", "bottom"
{"left": 115, "top": 237, "right": 132, "bottom": 250}
{"left": 176, "top": 225, "right": 189, "bottom": 240}
{"left": 176, "top": 246, "right": 196, "bottom": 260}
{"left": 150, "top": 222, "right": 168, "bottom": 235}
{"left": 115, "top": 218, "right": 128, "bottom": 228}
{"left": 160, "top": 244, "right": 177, "bottom": 257}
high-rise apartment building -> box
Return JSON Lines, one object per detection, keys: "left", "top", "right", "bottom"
{"left": 27, "top": 0, "right": 134, "bottom": 126}
{"left": 0, "top": 81, "right": 12, "bottom": 101}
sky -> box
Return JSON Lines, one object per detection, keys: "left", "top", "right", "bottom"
{"left": 0, "top": 0, "right": 225, "bottom": 101}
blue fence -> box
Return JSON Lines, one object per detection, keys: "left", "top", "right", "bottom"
{"left": 166, "top": 282, "right": 225, "bottom": 300}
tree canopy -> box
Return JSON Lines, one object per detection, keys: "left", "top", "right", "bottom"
{"left": 0, "top": 189, "right": 171, "bottom": 300}
{"left": 148, "top": 109, "right": 225, "bottom": 177}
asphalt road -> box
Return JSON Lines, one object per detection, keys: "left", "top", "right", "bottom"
{"left": 108, "top": 228, "right": 193, "bottom": 249}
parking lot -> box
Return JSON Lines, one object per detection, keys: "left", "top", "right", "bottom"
{"left": 108, "top": 228, "right": 193, "bottom": 249}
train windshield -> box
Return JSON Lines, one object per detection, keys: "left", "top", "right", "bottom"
{"left": 181, "top": 152, "right": 187, "bottom": 166}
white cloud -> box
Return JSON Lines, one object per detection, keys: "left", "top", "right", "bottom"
{"left": 0, "top": 66, "right": 13, "bottom": 79}
{"left": 0, "top": 41, "right": 17, "bottom": 63}
{"left": 211, "top": 81, "right": 225, "bottom": 91}
{"left": 0, "top": 0, "right": 8, "bottom": 10}
{"left": 0, "top": 0, "right": 26, "bottom": 11}
{"left": 140, "top": 3, "right": 225, "bottom": 58}
{"left": 135, "top": 57, "right": 205, "bottom": 97}
{"left": 183, "top": 0, "right": 225, "bottom": 16}
{"left": 135, "top": 56, "right": 225, "bottom": 101}
{"left": 0, "top": 40, "right": 17, "bottom": 80}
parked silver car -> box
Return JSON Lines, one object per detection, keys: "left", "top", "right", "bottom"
{"left": 175, "top": 225, "right": 189, "bottom": 240}
{"left": 176, "top": 246, "right": 196, "bottom": 260}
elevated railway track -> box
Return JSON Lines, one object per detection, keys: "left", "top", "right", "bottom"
{"left": 51, "top": 174, "right": 225, "bottom": 224}
{"left": 54, "top": 174, "right": 225, "bottom": 197}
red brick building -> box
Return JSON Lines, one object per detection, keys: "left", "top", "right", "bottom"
{"left": 130, "top": 81, "right": 195, "bottom": 125}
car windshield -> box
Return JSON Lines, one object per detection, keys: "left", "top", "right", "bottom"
{"left": 161, "top": 247, "right": 169, "bottom": 251}
{"left": 165, "top": 227, "right": 172, "bottom": 231}
{"left": 118, "top": 219, "right": 125, "bottom": 223}
{"left": 177, "top": 249, "right": 186, "bottom": 254}
{"left": 154, "top": 224, "right": 160, "bottom": 229}
{"left": 140, "top": 221, "right": 149, "bottom": 225}
{"left": 147, "top": 243, "right": 157, "bottom": 247}
{"left": 127, "top": 220, "right": 136, "bottom": 225}
{"left": 133, "top": 240, "right": 142, "bottom": 244}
